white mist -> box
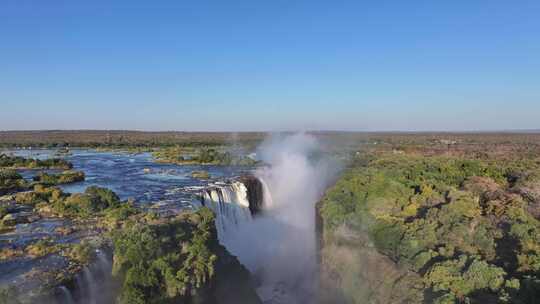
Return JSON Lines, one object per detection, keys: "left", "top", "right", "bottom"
{"left": 221, "top": 132, "right": 339, "bottom": 303}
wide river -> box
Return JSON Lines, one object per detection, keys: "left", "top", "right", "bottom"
{"left": 3, "top": 149, "right": 253, "bottom": 210}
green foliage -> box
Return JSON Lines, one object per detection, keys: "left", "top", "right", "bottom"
{"left": 0, "top": 169, "right": 22, "bottom": 181}
{"left": 112, "top": 208, "right": 219, "bottom": 304}
{"left": 319, "top": 152, "right": 540, "bottom": 303}
{"left": 32, "top": 170, "right": 84, "bottom": 186}
{"left": 153, "top": 147, "right": 258, "bottom": 166}
{"left": 49, "top": 186, "right": 139, "bottom": 221}
{"left": 0, "top": 154, "right": 72, "bottom": 169}
{"left": 25, "top": 239, "right": 62, "bottom": 258}
{"left": 426, "top": 256, "right": 506, "bottom": 297}
{"left": 85, "top": 186, "right": 121, "bottom": 208}
{"left": 191, "top": 170, "right": 210, "bottom": 179}
{"left": 0, "top": 205, "right": 7, "bottom": 220}
{"left": 57, "top": 186, "right": 122, "bottom": 217}
{"left": 0, "top": 169, "right": 26, "bottom": 195}
{"left": 198, "top": 148, "right": 220, "bottom": 163}
{"left": 65, "top": 242, "right": 96, "bottom": 265}
{"left": 13, "top": 185, "right": 65, "bottom": 207}
{"left": 104, "top": 201, "right": 138, "bottom": 221}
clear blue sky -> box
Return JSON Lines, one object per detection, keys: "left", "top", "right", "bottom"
{"left": 1, "top": 0, "right": 539, "bottom": 131}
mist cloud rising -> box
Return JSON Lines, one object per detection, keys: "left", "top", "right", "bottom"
{"left": 222, "top": 132, "right": 340, "bottom": 303}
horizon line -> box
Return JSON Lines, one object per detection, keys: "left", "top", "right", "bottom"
{"left": 1, "top": 129, "right": 540, "bottom": 134}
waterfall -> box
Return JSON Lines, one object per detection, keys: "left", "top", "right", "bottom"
{"left": 74, "top": 273, "right": 87, "bottom": 302}
{"left": 200, "top": 181, "right": 253, "bottom": 241}
{"left": 58, "top": 286, "right": 75, "bottom": 304}
{"left": 214, "top": 133, "right": 339, "bottom": 304}
{"left": 258, "top": 177, "right": 274, "bottom": 209}
{"left": 70, "top": 249, "right": 114, "bottom": 304}
{"left": 82, "top": 267, "right": 97, "bottom": 304}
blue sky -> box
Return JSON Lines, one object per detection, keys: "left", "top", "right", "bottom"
{"left": 1, "top": 0, "right": 539, "bottom": 131}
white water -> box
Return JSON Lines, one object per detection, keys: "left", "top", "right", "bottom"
{"left": 58, "top": 286, "right": 75, "bottom": 304}
{"left": 72, "top": 249, "right": 114, "bottom": 304}
{"left": 199, "top": 181, "right": 253, "bottom": 241}
{"left": 58, "top": 134, "right": 334, "bottom": 304}
{"left": 217, "top": 133, "right": 339, "bottom": 304}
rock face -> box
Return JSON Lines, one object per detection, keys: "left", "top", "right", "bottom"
{"left": 512, "top": 182, "right": 540, "bottom": 220}
{"left": 211, "top": 241, "right": 263, "bottom": 304}
{"left": 239, "top": 175, "right": 264, "bottom": 215}
{"left": 316, "top": 201, "right": 424, "bottom": 304}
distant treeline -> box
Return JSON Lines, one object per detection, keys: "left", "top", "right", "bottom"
{"left": 0, "top": 130, "right": 539, "bottom": 149}
{"left": 0, "top": 130, "right": 266, "bottom": 148}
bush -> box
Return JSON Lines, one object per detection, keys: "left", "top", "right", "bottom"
{"left": 425, "top": 255, "right": 506, "bottom": 298}
{"left": 85, "top": 186, "right": 121, "bottom": 208}
{"left": 191, "top": 170, "right": 210, "bottom": 179}
{"left": 25, "top": 239, "right": 62, "bottom": 258}
{"left": 103, "top": 201, "right": 139, "bottom": 227}
{"left": 0, "top": 169, "right": 26, "bottom": 194}
{"left": 0, "top": 154, "right": 72, "bottom": 169}
{"left": 32, "top": 170, "right": 84, "bottom": 185}
{"left": 57, "top": 187, "right": 123, "bottom": 217}
{"left": 65, "top": 242, "right": 95, "bottom": 265}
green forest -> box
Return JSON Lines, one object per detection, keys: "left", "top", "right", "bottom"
{"left": 319, "top": 152, "right": 540, "bottom": 303}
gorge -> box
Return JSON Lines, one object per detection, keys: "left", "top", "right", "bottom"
{"left": 0, "top": 133, "right": 338, "bottom": 304}
{"left": 3, "top": 132, "right": 540, "bottom": 304}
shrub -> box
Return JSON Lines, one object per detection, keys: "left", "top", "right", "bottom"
{"left": 65, "top": 242, "right": 96, "bottom": 265}
{"left": 191, "top": 170, "right": 210, "bottom": 179}
{"left": 0, "top": 154, "right": 72, "bottom": 169}
{"left": 85, "top": 186, "right": 121, "bottom": 208}
{"left": 32, "top": 170, "right": 85, "bottom": 185}
{"left": 0, "top": 169, "right": 26, "bottom": 194}
{"left": 25, "top": 239, "right": 62, "bottom": 258}
{"left": 425, "top": 255, "right": 506, "bottom": 298}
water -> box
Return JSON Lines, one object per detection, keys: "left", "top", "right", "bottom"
{"left": 58, "top": 286, "right": 75, "bottom": 304}
{"left": 0, "top": 149, "right": 258, "bottom": 303}
{"left": 70, "top": 249, "right": 115, "bottom": 304}
{"left": 4, "top": 149, "right": 253, "bottom": 208}
{"left": 199, "top": 181, "right": 253, "bottom": 240}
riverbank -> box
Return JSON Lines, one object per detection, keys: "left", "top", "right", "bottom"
{"left": 0, "top": 152, "right": 264, "bottom": 304}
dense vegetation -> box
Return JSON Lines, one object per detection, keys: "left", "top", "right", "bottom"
{"left": 0, "top": 152, "right": 261, "bottom": 304}
{"left": 3, "top": 132, "right": 540, "bottom": 304}
{"left": 48, "top": 186, "right": 138, "bottom": 220}
{"left": 1, "top": 130, "right": 539, "bottom": 153}
{"left": 153, "top": 147, "right": 258, "bottom": 166}
{"left": 112, "top": 208, "right": 261, "bottom": 304}
{"left": 0, "top": 184, "right": 137, "bottom": 229}
{"left": 319, "top": 152, "right": 540, "bottom": 303}
{"left": 0, "top": 169, "right": 27, "bottom": 195}
{"left": 1, "top": 185, "right": 260, "bottom": 303}
{"left": 32, "top": 170, "right": 85, "bottom": 186}
{"left": 0, "top": 153, "right": 72, "bottom": 169}
{"left": 0, "top": 130, "right": 265, "bottom": 149}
